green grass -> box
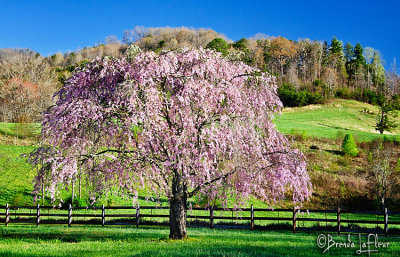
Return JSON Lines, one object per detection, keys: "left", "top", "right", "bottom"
{"left": 0, "top": 225, "right": 399, "bottom": 256}
{"left": 0, "top": 122, "right": 40, "bottom": 138}
{"left": 0, "top": 145, "right": 37, "bottom": 206}
{"left": 275, "top": 99, "right": 400, "bottom": 142}
{"left": 0, "top": 99, "right": 399, "bottom": 207}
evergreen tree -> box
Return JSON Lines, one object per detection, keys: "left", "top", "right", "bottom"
{"left": 329, "top": 37, "right": 346, "bottom": 79}
{"left": 329, "top": 37, "right": 343, "bottom": 54}
{"left": 344, "top": 42, "right": 354, "bottom": 63}
{"left": 344, "top": 42, "right": 354, "bottom": 83}
{"left": 342, "top": 134, "right": 359, "bottom": 157}
{"left": 322, "top": 41, "right": 329, "bottom": 66}
{"left": 376, "top": 102, "right": 397, "bottom": 134}
{"left": 353, "top": 43, "right": 365, "bottom": 66}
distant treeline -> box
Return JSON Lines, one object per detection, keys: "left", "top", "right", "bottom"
{"left": 1, "top": 26, "right": 399, "bottom": 122}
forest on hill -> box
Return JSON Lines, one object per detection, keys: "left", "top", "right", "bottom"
{"left": 1, "top": 26, "right": 399, "bottom": 124}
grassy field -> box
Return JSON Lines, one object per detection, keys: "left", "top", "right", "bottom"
{"left": 0, "top": 100, "right": 400, "bottom": 255}
{"left": 0, "top": 99, "right": 399, "bottom": 207}
{"left": 0, "top": 225, "right": 399, "bottom": 256}
{"left": 275, "top": 99, "right": 400, "bottom": 142}
{"left": 0, "top": 145, "right": 37, "bottom": 206}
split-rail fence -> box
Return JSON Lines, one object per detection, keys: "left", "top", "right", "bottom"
{"left": 1, "top": 204, "right": 400, "bottom": 236}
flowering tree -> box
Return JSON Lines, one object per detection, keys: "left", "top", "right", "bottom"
{"left": 28, "top": 49, "right": 311, "bottom": 239}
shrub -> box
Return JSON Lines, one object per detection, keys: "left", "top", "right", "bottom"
{"left": 342, "top": 134, "right": 359, "bottom": 157}
{"left": 278, "top": 83, "right": 324, "bottom": 107}
{"left": 335, "top": 87, "right": 353, "bottom": 99}
{"left": 62, "top": 196, "right": 87, "bottom": 207}
{"left": 278, "top": 83, "right": 298, "bottom": 107}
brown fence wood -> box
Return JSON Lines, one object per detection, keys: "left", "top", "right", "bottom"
{"left": 210, "top": 206, "right": 214, "bottom": 229}
{"left": 36, "top": 204, "right": 40, "bottom": 226}
{"left": 1, "top": 204, "right": 399, "bottom": 235}
{"left": 292, "top": 207, "right": 297, "bottom": 233}
{"left": 384, "top": 208, "right": 388, "bottom": 237}
{"left": 136, "top": 203, "right": 140, "bottom": 228}
{"left": 250, "top": 205, "right": 254, "bottom": 231}
{"left": 5, "top": 203, "right": 9, "bottom": 226}
{"left": 337, "top": 206, "right": 341, "bottom": 235}
{"left": 68, "top": 204, "right": 72, "bottom": 226}
{"left": 101, "top": 205, "right": 105, "bottom": 226}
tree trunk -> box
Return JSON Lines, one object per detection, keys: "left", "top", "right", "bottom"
{"left": 169, "top": 195, "right": 187, "bottom": 239}
{"left": 79, "top": 175, "right": 81, "bottom": 199}
{"left": 169, "top": 172, "right": 187, "bottom": 239}
{"left": 71, "top": 179, "right": 74, "bottom": 204}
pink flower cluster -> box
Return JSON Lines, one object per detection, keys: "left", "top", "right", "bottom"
{"left": 28, "top": 49, "right": 311, "bottom": 207}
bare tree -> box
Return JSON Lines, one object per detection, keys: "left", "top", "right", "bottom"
{"left": 123, "top": 26, "right": 148, "bottom": 44}
{"left": 369, "top": 143, "right": 399, "bottom": 210}
{"left": 105, "top": 35, "right": 121, "bottom": 45}
{"left": 0, "top": 50, "right": 58, "bottom": 122}
{"left": 364, "top": 47, "right": 375, "bottom": 89}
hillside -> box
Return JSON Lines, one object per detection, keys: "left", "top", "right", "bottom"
{"left": 1, "top": 99, "right": 399, "bottom": 210}
{"left": 275, "top": 99, "right": 400, "bottom": 142}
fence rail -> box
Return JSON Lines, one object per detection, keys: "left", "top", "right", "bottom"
{"left": 1, "top": 203, "right": 399, "bottom": 235}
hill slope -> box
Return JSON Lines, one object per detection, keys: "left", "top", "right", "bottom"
{"left": 275, "top": 99, "right": 400, "bottom": 142}
{"left": 1, "top": 99, "right": 399, "bottom": 208}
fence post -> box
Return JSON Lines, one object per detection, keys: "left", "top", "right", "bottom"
{"left": 5, "top": 203, "right": 9, "bottom": 226}
{"left": 36, "top": 204, "right": 40, "bottom": 227}
{"left": 250, "top": 204, "right": 254, "bottom": 231}
{"left": 337, "top": 206, "right": 341, "bottom": 235}
{"left": 102, "top": 204, "right": 105, "bottom": 226}
{"left": 210, "top": 206, "right": 214, "bottom": 229}
{"left": 292, "top": 207, "right": 297, "bottom": 233}
{"left": 68, "top": 204, "right": 72, "bottom": 226}
{"left": 136, "top": 203, "right": 140, "bottom": 228}
{"left": 384, "top": 208, "right": 388, "bottom": 237}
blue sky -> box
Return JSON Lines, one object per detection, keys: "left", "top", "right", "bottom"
{"left": 1, "top": 0, "right": 399, "bottom": 71}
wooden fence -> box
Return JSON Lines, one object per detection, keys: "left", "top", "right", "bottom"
{"left": 1, "top": 204, "right": 400, "bottom": 235}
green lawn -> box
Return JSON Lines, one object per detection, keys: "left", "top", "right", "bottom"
{"left": 0, "top": 99, "right": 399, "bottom": 210}
{"left": 0, "top": 225, "right": 398, "bottom": 256}
{"left": 0, "top": 122, "right": 40, "bottom": 139}
{"left": 275, "top": 99, "right": 400, "bottom": 142}
{"left": 0, "top": 145, "right": 37, "bottom": 206}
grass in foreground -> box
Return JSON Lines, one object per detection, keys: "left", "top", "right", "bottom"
{"left": 0, "top": 225, "right": 399, "bottom": 256}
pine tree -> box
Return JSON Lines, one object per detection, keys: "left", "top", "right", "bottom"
{"left": 329, "top": 37, "right": 343, "bottom": 54}
{"left": 344, "top": 42, "right": 354, "bottom": 63}
{"left": 344, "top": 42, "right": 354, "bottom": 84}
{"left": 342, "top": 134, "right": 359, "bottom": 157}
{"left": 322, "top": 41, "right": 329, "bottom": 66}
{"left": 353, "top": 43, "right": 365, "bottom": 67}
{"left": 376, "top": 102, "right": 397, "bottom": 134}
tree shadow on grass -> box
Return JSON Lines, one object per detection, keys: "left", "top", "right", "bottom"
{"left": 324, "top": 149, "right": 344, "bottom": 156}
{"left": 0, "top": 226, "right": 166, "bottom": 243}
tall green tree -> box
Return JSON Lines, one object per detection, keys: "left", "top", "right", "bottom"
{"left": 376, "top": 101, "right": 397, "bottom": 134}
{"left": 206, "top": 38, "right": 229, "bottom": 55}
{"left": 232, "top": 38, "right": 249, "bottom": 51}
{"left": 344, "top": 42, "right": 354, "bottom": 84}
{"left": 344, "top": 42, "right": 353, "bottom": 63}
{"left": 328, "top": 37, "right": 347, "bottom": 84}
{"left": 329, "top": 37, "right": 343, "bottom": 55}
{"left": 353, "top": 43, "right": 365, "bottom": 67}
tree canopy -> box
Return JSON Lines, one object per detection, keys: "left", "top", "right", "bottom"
{"left": 28, "top": 48, "right": 311, "bottom": 238}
